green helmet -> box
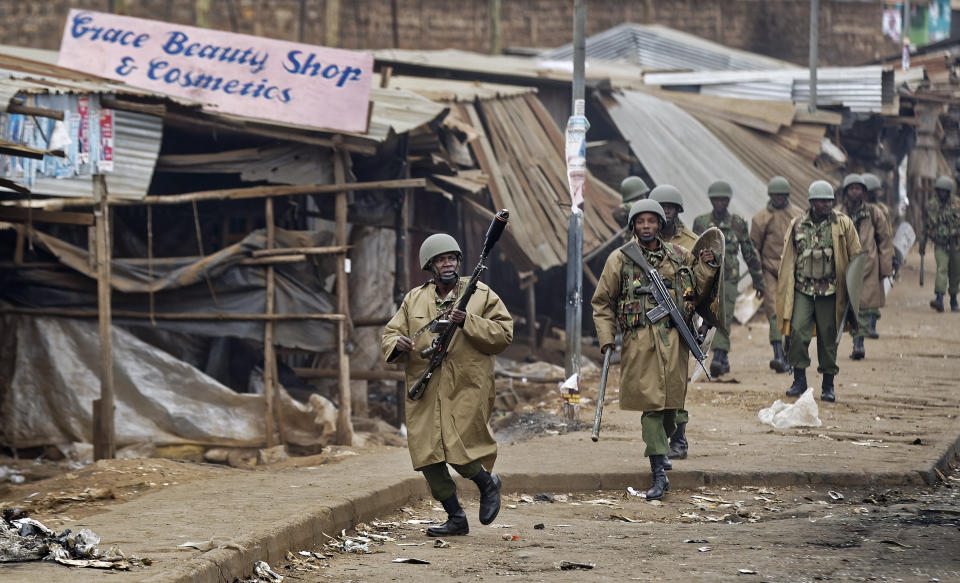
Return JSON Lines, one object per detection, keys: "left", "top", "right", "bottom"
{"left": 808, "top": 180, "right": 836, "bottom": 200}
{"left": 707, "top": 180, "right": 732, "bottom": 199}
{"left": 842, "top": 173, "right": 866, "bottom": 191}
{"left": 649, "top": 184, "right": 684, "bottom": 212}
{"left": 935, "top": 175, "right": 955, "bottom": 194}
{"left": 627, "top": 199, "right": 666, "bottom": 227}
{"left": 862, "top": 173, "right": 882, "bottom": 192}
{"left": 767, "top": 176, "right": 790, "bottom": 196}
{"left": 419, "top": 234, "right": 462, "bottom": 270}
{"left": 619, "top": 176, "right": 650, "bottom": 203}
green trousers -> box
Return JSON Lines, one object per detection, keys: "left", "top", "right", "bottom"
{"left": 712, "top": 280, "right": 739, "bottom": 352}
{"left": 768, "top": 315, "right": 782, "bottom": 343}
{"left": 421, "top": 459, "right": 483, "bottom": 501}
{"left": 934, "top": 246, "right": 960, "bottom": 295}
{"left": 641, "top": 409, "right": 678, "bottom": 457}
{"left": 787, "top": 291, "right": 838, "bottom": 375}
{"left": 851, "top": 308, "right": 880, "bottom": 339}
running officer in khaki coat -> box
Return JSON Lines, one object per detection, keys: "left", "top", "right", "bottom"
{"left": 592, "top": 199, "right": 719, "bottom": 501}
{"left": 836, "top": 173, "right": 894, "bottom": 358}
{"left": 777, "top": 181, "right": 862, "bottom": 403}
{"left": 750, "top": 176, "right": 803, "bottom": 374}
{"left": 649, "top": 185, "right": 697, "bottom": 462}
{"left": 381, "top": 234, "right": 513, "bottom": 537}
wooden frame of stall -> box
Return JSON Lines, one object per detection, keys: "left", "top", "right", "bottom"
{"left": 1, "top": 149, "right": 424, "bottom": 458}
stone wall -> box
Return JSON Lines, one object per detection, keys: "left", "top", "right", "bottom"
{"left": 2, "top": 0, "right": 895, "bottom": 67}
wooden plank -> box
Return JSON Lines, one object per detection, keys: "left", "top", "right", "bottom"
{"left": 241, "top": 254, "right": 308, "bottom": 265}
{"left": 462, "top": 103, "right": 508, "bottom": 211}
{"left": 46, "top": 178, "right": 427, "bottom": 208}
{"left": 263, "top": 197, "right": 279, "bottom": 447}
{"left": 293, "top": 367, "right": 404, "bottom": 381}
{"left": 250, "top": 245, "right": 351, "bottom": 258}
{"left": 100, "top": 97, "right": 166, "bottom": 117}
{"left": 0, "top": 307, "right": 346, "bottom": 321}
{"left": 334, "top": 148, "right": 354, "bottom": 446}
{"left": 7, "top": 104, "right": 65, "bottom": 120}
{"left": 0, "top": 206, "right": 94, "bottom": 226}
{"left": 0, "top": 140, "right": 66, "bottom": 160}
{"left": 92, "top": 175, "right": 115, "bottom": 461}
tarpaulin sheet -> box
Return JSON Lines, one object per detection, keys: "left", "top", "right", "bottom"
{"left": 0, "top": 228, "right": 336, "bottom": 351}
{"left": 0, "top": 315, "right": 335, "bottom": 448}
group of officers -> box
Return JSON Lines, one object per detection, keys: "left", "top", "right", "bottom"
{"left": 379, "top": 170, "right": 960, "bottom": 536}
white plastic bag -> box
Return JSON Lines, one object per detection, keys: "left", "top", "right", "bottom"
{"left": 758, "top": 387, "right": 822, "bottom": 429}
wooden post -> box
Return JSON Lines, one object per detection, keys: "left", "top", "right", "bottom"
{"left": 92, "top": 175, "right": 115, "bottom": 460}
{"left": 263, "top": 198, "right": 280, "bottom": 446}
{"left": 334, "top": 146, "right": 354, "bottom": 445}
{"left": 13, "top": 225, "right": 25, "bottom": 265}
{"left": 325, "top": 0, "right": 340, "bottom": 47}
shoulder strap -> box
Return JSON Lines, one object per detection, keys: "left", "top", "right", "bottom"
{"left": 619, "top": 241, "right": 653, "bottom": 273}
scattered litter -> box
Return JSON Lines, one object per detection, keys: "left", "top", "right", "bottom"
{"left": 0, "top": 467, "right": 25, "bottom": 484}
{"left": 738, "top": 568, "right": 757, "bottom": 574}
{"left": 286, "top": 551, "right": 325, "bottom": 573}
{"left": 490, "top": 524, "right": 515, "bottom": 529}
{"left": 393, "top": 557, "right": 430, "bottom": 564}
{"left": 880, "top": 539, "right": 912, "bottom": 549}
{"left": 534, "top": 523, "right": 545, "bottom": 529}
{"left": 520, "top": 495, "right": 535, "bottom": 504}
{"left": 396, "top": 543, "right": 426, "bottom": 547}
{"left": 501, "top": 534, "right": 519, "bottom": 541}
{"left": 583, "top": 498, "right": 618, "bottom": 506}
{"left": 403, "top": 519, "right": 436, "bottom": 525}
{"left": 828, "top": 491, "right": 844, "bottom": 501}
{"left": 758, "top": 388, "right": 822, "bottom": 429}
{"left": 609, "top": 515, "right": 639, "bottom": 523}
{"left": 506, "top": 504, "right": 518, "bottom": 509}
{"left": 850, "top": 440, "right": 888, "bottom": 448}
{"left": 178, "top": 539, "right": 247, "bottom": 552}
{"left": 698, "top": 546, "right": 712, "bottom": 552}
{"left": 554, "top": 524, "right": 574, "bottom": 528}
{"left": 1, "top": 514, "right": 141, "bottom": 570}
{"left": 433, "top": 539, "right": 451, "bottom": 549}
{"left": 533, "top": 493, "right": 555, "bottom": 503}
{"left": 554, "top": 494, "right": 569, "bottom": 502}
{"left": 626, "top": 487, "right": 645, "bottom": 498}
{"left": 343, "top": 539, "right": 371, "bottom": 554}
{"left": 558, "top": 561, "right": 595, "bottom": 570}
{"left": 684, "top": 539, "right": 709, "bottom": 543}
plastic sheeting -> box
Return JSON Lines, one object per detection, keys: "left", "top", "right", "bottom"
{"left": 0, "top": 315, "right": 336, "bottom": 449}
{"left": 1, "top": 228, "right": 336, "bottom": 352}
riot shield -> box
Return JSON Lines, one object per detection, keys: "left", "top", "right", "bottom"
{"left": 691, "top": 227, "right": 727, "bottom": 334}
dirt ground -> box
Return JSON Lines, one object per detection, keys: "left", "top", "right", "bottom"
{"left": 0, "top": 249, "right": 958, "bottom": 582}
{"left": 274, "top": 468, "right": 960, "bottom": 583}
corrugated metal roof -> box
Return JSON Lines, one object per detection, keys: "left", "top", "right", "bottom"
{"left": 375, "top": 73, "right": 537, "bottom": 102}
{"left": 605, "top": 89, "right": 769, "bottom": 251}
{"left": 25, "top": 109, "right": 163, "bottom": 199}
{"left": 543, "top": 23, "right": 797, "bottom": 72}
{"left": 373, "top": 48, "right": 647, "bottom": 89}
{"left": 645, "top": 67, "right": 893, "bottom": 113}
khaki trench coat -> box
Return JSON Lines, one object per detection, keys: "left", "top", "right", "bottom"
{"left": 591, "top": 239, "right": 718, "bottom": 412}
{"left": 667, "top": 223, "right": 699, "bottom": 250}
{"left": 775, "top": 210, "right": 862, "bottom": 336}
{"left": 381, "top": 279, "right": 513, "bottom": 471}
{"left": 751, "top": 201, "right": 804, "bottom": 318}
{"left": 837, "top": 202, "right": 894, "bottom": 309}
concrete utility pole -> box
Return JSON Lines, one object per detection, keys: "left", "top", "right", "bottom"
{"left": 808, "top": 0, "right": 819, "bottom": 113}
{"left": 563, "top": 0, "right": 587, "bottom": 420}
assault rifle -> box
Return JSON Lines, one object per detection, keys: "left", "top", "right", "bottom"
{"left": 619, "top": 242, "right": 712, "bottom": 381}
{"left": 408, "top": 209, "right": 510, "bottom": 400}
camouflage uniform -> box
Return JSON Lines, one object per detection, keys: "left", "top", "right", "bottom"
{"left": 925, "top": 194, "right": 960, "bottom": 300}
{"left": 692, "top": 212, "right": 764, "bottom": 354}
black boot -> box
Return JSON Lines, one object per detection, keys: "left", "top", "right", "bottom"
{"left": 952, "top": 295, "right": 960, "bottom": 312}
{"left": 850, "top": 336, "right": 865, "bottom": 360}
{"left": 710, "top": 349, "right": 729, "bottom": 377}
{"left": 867, "top": 315, "right": 879, "bottom": 339}
{"left": 821, "top": 374, "right": 836, "bottom": 402}
{"left": 426, "top": 493, "right": 469, "bottom": 537}
{"left": 786, "top": 368, "right": 807, "bottom": 397}
{"left": 470, "top": 470, "right": 501, "bottom": 525}
{"left": 931, "top": 293, "right": 945, "bottom": 312}
{"left": 645, "top": 455, "right": 670, "bottom": 501}
{"left": 769, "top": 341, "right": 790, "bottom": 373}
{"left": 668, "top": 422, "right": 688, "bottom": 460}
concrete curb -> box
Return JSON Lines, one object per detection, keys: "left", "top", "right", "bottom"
{"left": 156, "top": 444, "right": 960, "bottom": 583}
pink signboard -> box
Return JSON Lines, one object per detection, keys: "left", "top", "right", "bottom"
{"left": 58, "top": 9, "right": 374, "bottom": 133}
